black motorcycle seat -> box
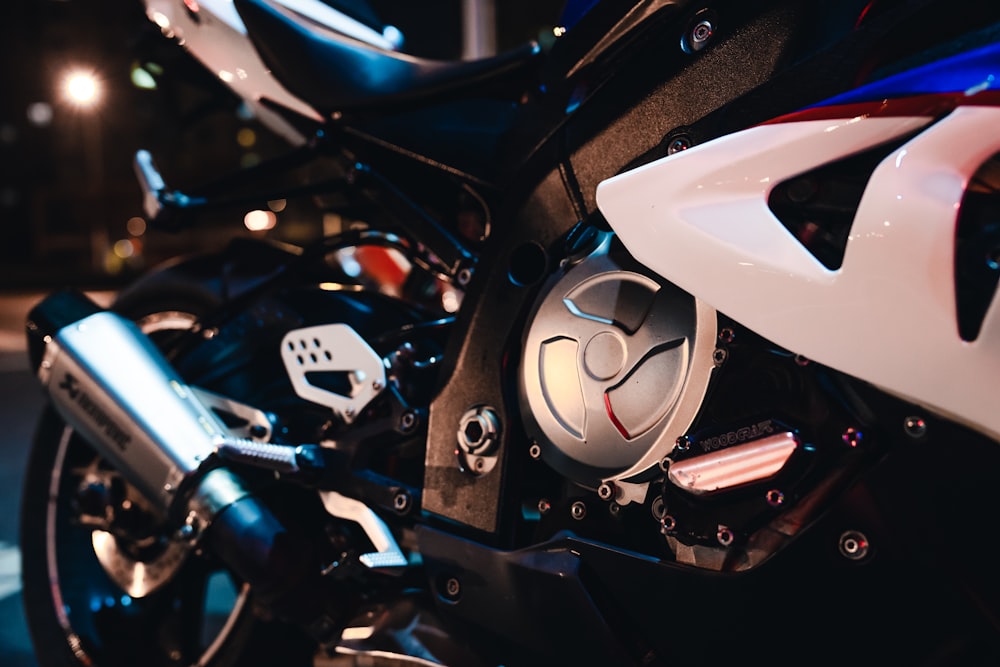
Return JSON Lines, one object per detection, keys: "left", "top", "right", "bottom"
{"left": 234, "top": 0, "right": 541, "bottom": 114}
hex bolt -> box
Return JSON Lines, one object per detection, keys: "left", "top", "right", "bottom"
{"left": 399, "top": 410, "right": 418, "bottom": 434}
{"left": 570, "top": 501, "right": 587, "bottom": 520}
{"left": 660, "top": 514, "right": 677, "bottom": 533}
{"left": 393, "top": 491, "right": 411, "bottom": 514}
{"left": 716, "top": 525, "right": 735, "bottom": 547}
{"left": 681, "top": 11, "right": 716, "bottom": 54}
{"left": 718, "top": 327, "right": 735, "bottom": 344}
{"left": 457, "top": 406, "right": 500, "bottom": 456}
{"left": 838, "top": 530, "right": 870, "bottom": 561}
{"left": 766, "top": 489, "right": 785, "bottom": 507}
{"left": 690, "top": 19, "right": 714, "bottom": 46}
{"left": 528, "top": 442, "right": 542, "bottom": 460}
{"left": 903, "top": 416, "right": 927, "bottom": 439}
{"left": 597, "top": 482, "right": 615, "bottom": 501}
{"left": 674, "top": 435, "right": 691, "bottom": 454}
{"left": 444, "top": 577, "right": 461, "bottom": 599}
{"left": 667, "top": 136, "right": 691, "bottom": 154}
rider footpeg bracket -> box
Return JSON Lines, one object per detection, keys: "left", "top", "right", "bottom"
{"left": 281, "top": 324, "right": 387, "bottom": 424}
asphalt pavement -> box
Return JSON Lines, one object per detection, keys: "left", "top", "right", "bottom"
{"left": 0, "top": 290, "right": 114, "bottom": 666}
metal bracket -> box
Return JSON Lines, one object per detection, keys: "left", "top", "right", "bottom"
{"left": 280, "top": 323, "right": 386, "bottom": 424}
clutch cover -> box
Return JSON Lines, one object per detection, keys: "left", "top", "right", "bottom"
{"left": 519, "top": 233, "right": 717, "bottom": 489}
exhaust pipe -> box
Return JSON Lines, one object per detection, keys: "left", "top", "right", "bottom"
{"left": 26, "top": 290, "right": 330, "bottom": 626}
{"left": 28, "top": 290, "right": 224, "bottom": 512}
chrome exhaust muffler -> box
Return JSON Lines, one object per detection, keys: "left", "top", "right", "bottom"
{"left": 28, "top": 290, "right": 224, "bottom": 513}
{"left": 26, "top": 290, "right": 330, "bottom": 626}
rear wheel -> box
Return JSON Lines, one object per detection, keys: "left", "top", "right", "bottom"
{"left": 20, "top": 282, "right": 315, "bottom": 667}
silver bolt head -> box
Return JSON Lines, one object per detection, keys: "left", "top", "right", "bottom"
{"left": 838, "top": 530, "right": 870, "bottom": 560}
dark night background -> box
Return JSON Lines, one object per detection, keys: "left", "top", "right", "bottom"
{"left": 0, "top": 0, "right": 561, "bottom": 291}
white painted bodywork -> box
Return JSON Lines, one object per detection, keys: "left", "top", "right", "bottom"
{"left": 596, "top": 106, "right": 1000, "bottom": 442}
{"left": 142, "top": 0, "right": 402, "bottom": 144}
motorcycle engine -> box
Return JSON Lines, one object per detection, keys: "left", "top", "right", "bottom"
{"left": 518, "top": 230, "right": 873, "bottom": 569}
{"left": 519, "top": 231, "right": 717, "bottom": 491}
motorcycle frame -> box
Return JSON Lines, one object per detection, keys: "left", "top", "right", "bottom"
{"left": 60, "top": 0, "right": 1000, "bottom": 663}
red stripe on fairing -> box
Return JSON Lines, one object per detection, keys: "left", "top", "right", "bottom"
{"left": 760, "top": 90, "right": 1000, "bottom": 126}
{"left": 604, "top": 392, "right": 630, "bottom": 440}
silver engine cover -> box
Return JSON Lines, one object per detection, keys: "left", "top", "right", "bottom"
{"left": 519, "top": 233, "right": 717, "bottom": 489}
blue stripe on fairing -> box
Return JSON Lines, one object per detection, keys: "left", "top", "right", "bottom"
{"left": 559, "top": 0, "right": 601, "bottom": 29}
{"left": 809, "top": 40, "right": 1000, "bottom": 108}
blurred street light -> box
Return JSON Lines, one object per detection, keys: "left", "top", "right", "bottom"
{"left": 60, "top": 67, "right": 107, "bottom": 273}
{"left": 63, "top": 70, "right": 101, "bottom": 108}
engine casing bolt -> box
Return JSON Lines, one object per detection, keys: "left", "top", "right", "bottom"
{"left": 537, "top": 498, "right": 551, "bottom": 515}
{"left": 712, "top": 348, "right": 728, "bottom": 367}
{"left": 718, "top": 327, "right": 735, "bottom": 344}
{"left": 528, "top": 442, "right": 542, "bottom": 459}
{"left": 904, "top": 416, "right": 927, "bottom": 439}
{"left": 570, "top": 501, "right": 587, "bottom": 520}
{"left": 766, "top": 489, "right": 785, "bottom": 507}
{"left": 838, "top": 530, "right": 870, "bottom": 560}
{"left": 597, "top": 482, "right": 615, "bottom": 501}
{"left": 660, "top": 514, "right": 677, "bottom": 533}
{"left": 674, "top": 435, "right": 691, "bottom": 454}
{"left": 444, "top": 577, "right": 461, "bottom": 599}
{"left": 716, "top": 525, "right": 735, "bottom": 546}
{"left": 690, "top": 19, "right": 714, "bottom": 45}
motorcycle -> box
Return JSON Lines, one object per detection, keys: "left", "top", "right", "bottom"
{"left": 18, "top": 0, "right": 1000, "bottom": 665}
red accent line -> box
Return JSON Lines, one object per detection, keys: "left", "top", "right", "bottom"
{"left": 854, "top": 0, "right": 876, "bottom": 29}
{"left": 604, "top": 392, "right": 630, "bottom": 440}
{"left": 759, "top": 91, "right": 1000, "bottom": 127}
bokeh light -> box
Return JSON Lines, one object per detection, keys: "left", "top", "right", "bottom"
{"left": 63, "top": 70, "right": 101, "bottom": 107}
{"left": 244, "top": 209, "right": 276, "bottom": 231}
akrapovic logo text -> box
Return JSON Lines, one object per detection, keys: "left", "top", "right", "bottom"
{"left": 58, "top": 373, "right": 132, "bottom": 451}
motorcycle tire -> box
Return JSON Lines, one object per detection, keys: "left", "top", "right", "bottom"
{"left": 19, "top": 276, "right": 316, "bottom": 667}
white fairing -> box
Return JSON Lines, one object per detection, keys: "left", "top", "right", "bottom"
{"left": 142, "top": 0, "right": 402, "bottom": 144}
{"left": 596, "top": 106, "right": 1000, "bottom": 442}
